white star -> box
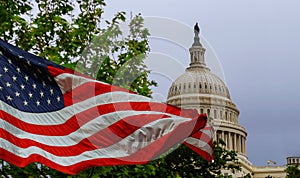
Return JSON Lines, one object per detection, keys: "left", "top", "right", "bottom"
{"left": 24, "top": 75, "right": 29, "bottom": 81}
{"left": 18, "top": 55, "right": 24, "bottom": 59}
{"left": 57, "top": 96, "right": 61, "bottom": 102}
{"left": 49, "top": 88, "right": 54, "bottom": 95}
{"left": 23, "top": 100, "right": 28, "bottom": 106}
{"left": 0, "top": 51, "right": 3, "bottom": 55}
{"left": 12, "top": 75, "right": 17, "bottom": 81}
{"left": 20, "top": 84, "right": 25, "bottom": 90}
{"left": 40, "top": 91, "right": 44, "bottom": 97}
{"left": 0, "top": 86, "right": 2, "bottom": 91}
{"left": 28, "top": 92, "right": 33, "bottom": 98}
{"left": 47, "top": 99, "right": 51, "bottom": 105}
{"left": 42, "top": 81, "right": 46, "bottom": 87}
{"left": 27, "top": 60, "right": 31, "bottom": 66}
{"left": 36, "top": 100, "right": 40, "bottom": 106}
{"left": 15, "top": 91, "right": 20, "bottom": 97}
{"left": 7, "top": 59, "right": 12, "bottom": 64}
{"left": 16, "top": 67, "right": 21, "bottom": 73}
{"left": 6, "top": 95, "right": 12, "bottom": 101}
{"left": 32, "top": 83, "right": 37, "bottom": 89}
{"left": 0, "top": 74, "right": 2, "bottom": 78}
{"left": 6, "top": 82, "right": 11, "bottom": 87}
{"left": 3, "top": 67, "right": 8, "bottom": 73}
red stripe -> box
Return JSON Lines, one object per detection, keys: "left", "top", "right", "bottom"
{"left": 0, "top": 102, "right": 200, "bottom": 136}
{"left": 63, "top": 81, "right": 139, "bottom": 106}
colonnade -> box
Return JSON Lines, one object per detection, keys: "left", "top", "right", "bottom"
{"left": 216, "top": 130, "right": 246, "bottom": 155}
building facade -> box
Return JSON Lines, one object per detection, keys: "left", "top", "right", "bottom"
{"left": 166, "top": 24, "right": 287, "bottom": 177}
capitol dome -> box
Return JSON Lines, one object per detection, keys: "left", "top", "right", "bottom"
{"left": 167, "top": 67, "right": 231, "bottom": 100}
{"left": 166, "top": 23, "right": 247, "bottom": 159}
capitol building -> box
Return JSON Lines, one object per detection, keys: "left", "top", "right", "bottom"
{"left": 166, "top": 24, "right": 287, "bottom": 178}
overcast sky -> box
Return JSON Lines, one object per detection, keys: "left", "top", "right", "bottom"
{"left": 104, "top": 0, "right": 300, "bottom": 166}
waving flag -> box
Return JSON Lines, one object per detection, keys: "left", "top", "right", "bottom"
{"left": 0, "top": 39, "right": 213, "bottom": 175}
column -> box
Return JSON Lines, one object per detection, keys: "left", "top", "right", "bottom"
{"left": 233, "top": 133, "right": 236, "bottom": 151}
{"left": 228, "top": 132, "right": 232, "bottom": 150}
{"left": 243, "top": 136, "right": 246, "bottom": 155}
{"left": 241, "top": 136, "right": 244, "bottom": 154}
{"left": 221, "top": 131, "right": 225, "bottom": 143}
{"left": 241, "top": 136, "right": 243, "bottom": 154}
{"left": 244, "top": 137, "right": 247, "bottom": 155}
{"left": 237, "top": 134, "right": 240, "bottom": 153}
{"left": 225, "top": 132, "right": 228, "bottom": 150}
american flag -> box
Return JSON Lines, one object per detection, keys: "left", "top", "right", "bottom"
{"left": 0, "top": 39, "right": 213, "bottom": 174}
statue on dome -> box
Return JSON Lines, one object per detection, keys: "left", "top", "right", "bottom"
{"left": 194, "top": 23, "right": 200, "bottom": 34}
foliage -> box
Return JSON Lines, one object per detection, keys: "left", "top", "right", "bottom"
{"left": 285, "top": 165, "right": 300, "bottom": 178}
{"left": 0, "top": 0, "right": 105, "bottom": 66}
{"left": 76, "top": 13, "right": 156, "bottom": 96}
{"left": 68, "top": 139, "right": 241, "bottom": 178}
{"left": 154, "top": 139, "right": 241, "bottom": 178}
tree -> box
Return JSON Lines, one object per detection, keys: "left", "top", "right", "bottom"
{"left": 285, "top": 165, "right": 300, "bottom": 178}
{"left": 153, "top": 139, "right": 241, "bottom": 178}
{"left": 0, "top": 0, "right": 156, "bottom": 177}
{"left": 1, "top": 0, "right": 104, "bottom": 66}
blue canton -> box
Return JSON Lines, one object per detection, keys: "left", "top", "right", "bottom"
{"left": 0, "top": 40, "right": 64, "bottom": 113}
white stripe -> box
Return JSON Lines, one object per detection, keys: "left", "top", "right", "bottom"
{"left": 185, "top": 137, "right": 213, "bottom": 155}
{"left": 0, "top": 110, "right": 191, "bottom": 146}
{"left": 54, "top": 72, "right": 111, "bottom": 94}
{"left": 0, "top": 117, "right": 191, "bottom": 166}
{"left": 200, "top": 128, "right": 213, "bottom": 139}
